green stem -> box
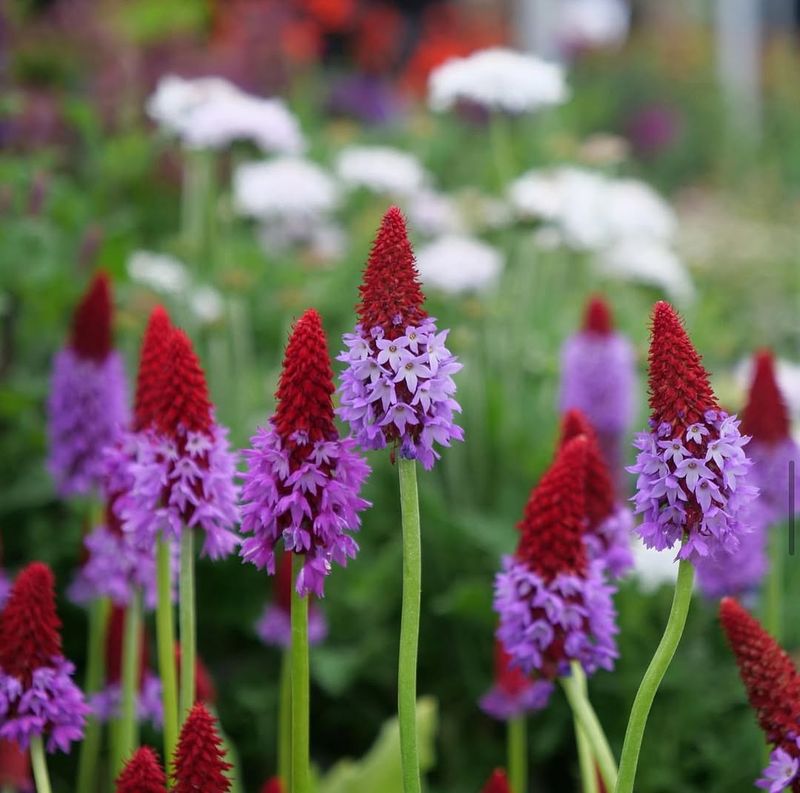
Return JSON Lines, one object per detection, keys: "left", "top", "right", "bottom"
{"left": 31, "top": 735, "right": 52, "bottom": 793}
{"left": 615, "top": 559, "right": 695, "bottom": 793}
{"left": 574, "top": 669, "right": 599, "bottom": 793}
{"left": 507, "top": 716, "right": 527, "bottom": 793}
{"left": 291, "top": 554, "right": 311, "bottom": 793}
{"left": 397, "top": 457, "right": 422, "bottom": 793}
{"left": 488, "top": 112, "right": 515, "bottom": 190}
{"left": 113, "top": 590, "right": 142, "bottom": 775}
{"left": 180, "top": 529, "right": 196, "bottom": 720}
{"left": 279, "top": 650, "right": 292, "bottom": 790}
{"left": 156, "top": 537, "right": 179, "bottom": 773}
{"left": 764, "top": 524, "right": 784, "bottom": 641}
{"left": 561, "top": 663, "right": 617, "bottom": 792}
{"left": 76, "top": 596, "right": 110, "bottom": 793}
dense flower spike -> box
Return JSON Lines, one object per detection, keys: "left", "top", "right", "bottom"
{"left": 628, "top": 302, "right": 756, "bottom": 562}
{"left": 479, "top": 640, "right": 553, "bottom": 719}
{"left": 172, "top": 703, "right": 232, "bottom": 793}
{"left": 89, "top": 607, "right": 161, "bottom": 727}
{"left": 720, "top": 598, "right": 800, "bottom": 792}
{"left": 0, "top": 739, "right": 31, "bottom": 791}
{"left": 0, "top": 563, "right": 89, "bottom": 752}
{"left": 47, "top": 272, "right": 128, "bottom": 496}
{"left": 559, "top": 295, "right": 635, "bottom": 477}
{"left": 261, "top": 777, "right": 285, "bottom": 793}
{"left": 337, "top": 206, "right": 464, "bottom": 469}
{"left": 255, "top": 553, "right": 328, "bottom": 647}
{"left": 559, "top": 409, "right": 634, "bottom": 578}
{"left": 115, "top": 746, "right": 168, "bottom": 793}
{"left": 482, "top": 768, "right": 511, "bottom": 793}
{"left": 240, "top": 309, "right": 370, "bottom": 597}
{"left": 133, "top": 305, "right": 173, "bottom": 431}
{"left": 117, "top": 329, "right": 240, "bottom": 559}
{"left": 494, "top": 438, "right": 618, "bottom": 703}
{"left": 741, "top": 350, "right": 800, "bottom": 523}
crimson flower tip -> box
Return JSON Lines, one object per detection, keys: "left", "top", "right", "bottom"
{"left": 115, "top": 746, "right": 168, "bottom": 793}
{"left": 134, "top": 305, "right": 174, "bottom": 430}
{"left": 481, "top": 768, "right": 511, "bottom": 793}
{"left": 71, "top": 270, "right": 112, "bottom": 361}
{"left": 742, "top": 349, "right": 791, "bottom": 445}
{"left": 172, "top": 703, "right": 232, "bottom": 793}
{"left": 583, "top": 295, "right": 613, "bottom": 335}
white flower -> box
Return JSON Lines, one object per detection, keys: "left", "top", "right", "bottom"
{"left": 189, "top": 285, "right": 224, "bottom": 324}
{"left": 632, "top": 540, "right": 679, "bottom": 593}
{"left": 127, "top": 251, "right": 190, "bottom": 294}
{"left": 146, "top": 74, "right": 305, "bottom": 154}
{"left": 335, "top": 146, "right": 428, "bottom": 197}
{"left": 415, "top": 235, "right": 504, "bottom": 294}
{"left": 595, "top": 237, "right": 695, "bottom": 304}
{"left": 428, "top": 48, "right": 569, "bottom": 114}
{"left": 258, "top": 220, "right": 347, "bottom": 261}
{"left": 603, "top": 179, "right": 677, "bottom": 244}
{"left": 557, "top": 0, "right": 630, "bottom": 50}
{"left": 404, "top": 190, "right": 464, "bottom": 236}
{"left": 233, "top": 158, "right": 339, "bottom": 221}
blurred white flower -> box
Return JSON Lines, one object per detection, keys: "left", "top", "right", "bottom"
{"left": 595, "top": 237, "right": 695, "bottom": 304}
{"left": 428, "top": 48, "right": 569, "bottom": 114}
{"left": 233, "top": 158, "right": 339, "bottom": 221}
{"left": 335, "top": 146, "right": 428, "bottom": 197}
{"left": 531, "top": 226, "right": 565, "bottom": 251}
{"left": 190, "top": 285, "right": 224, "bottom": 324}
{"left": 405, "top": 189, "right": 464, "bottom": 236}
{"left": 128, "top": 251, "right": 190, "bottom": 294}
{"left": 557, "top": 0, "right": 630, "bottom": 50}
{"left": 258, "top": 219, "right": 347, "bottom": 261}
{"left": 147, "top": 74, "right": 305, "bottom": 154}
{"left": 604, "top": 179, "right": 677, "bottom": 244}
{"left": 632, "top": 540, "right": 679, "bottom": 593}
{"left": 415, "top": 235, "right": 504, "bottom": 294}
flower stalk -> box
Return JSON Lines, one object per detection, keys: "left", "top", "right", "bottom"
{"left": 507, "top": 716, "right": 527, "bottom": 793}
{"left": 30, "top": 735, "right": 52, "bottom": 793}
{"left": 573, "top": 666, "right": 599, "bottom": 793}
{"left": 113, "top": 590, "right": 142, "bottom": 775}
{"left": 279, "top": 650, "right": 292, "bottom": 790}
{"left": 291, "top": 553, "right": 311, "bottom": 793}
{"left": 614, "top": 558, "right": 695, "bottom": 793}
{"left": 180, "top": 528, "right": 196, "bottom": 720}
{"left": 156, "top": 536, "right": 179, "bottom": 771}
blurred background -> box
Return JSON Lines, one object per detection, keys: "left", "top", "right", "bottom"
{"left": 1, "top": 0, "right": 800, "bottom": 791}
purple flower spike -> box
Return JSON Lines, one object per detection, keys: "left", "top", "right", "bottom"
{"left": 240, "top": 309, "right": 371, "bottom": 598}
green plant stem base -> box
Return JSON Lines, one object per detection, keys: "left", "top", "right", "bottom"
{"left": 156, "top": 536, "right": 179, "bottom": 773}
{"left": 31, "top": 734, "right": 53, "bottom": 793}
{"left": 507, "top": 716, "right": 527, "bottom": 793}
{"left": 291, "top": 553, "right": 311, "bottom": 793}
{"left": 180, "top": 528, "right": 197, "bottom": 720}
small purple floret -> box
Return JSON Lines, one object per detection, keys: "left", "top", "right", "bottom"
{"left": 478, "top": 678, "right": 554, "bottom": 720}
{"left": 758, "top": 744, "right": 800, "bottom": 792}
{"left": 255, "top": 602, "right": 328, "bottom": 648}
{"left": 89, "top": 672, "right": 162, "bottom": 728}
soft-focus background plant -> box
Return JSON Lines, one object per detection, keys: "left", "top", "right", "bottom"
{"left": 2, "top": 0, "right": 800, "bottom": 791}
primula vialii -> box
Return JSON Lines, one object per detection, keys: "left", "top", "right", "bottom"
{"left": 172, "top": 703, "right": 232, "bottom": 793}
{"left": 115, "top": 746, "right": 168, "bottom": 793}
{"left": 481, "top": 768, "right": 511, "bottom": 793}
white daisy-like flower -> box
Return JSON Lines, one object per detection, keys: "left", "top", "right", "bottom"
{"left": 127, "top": 251, "right": 190, "bottom": 295}
{"left": 415, "top": 234, "right": 504, "bottom": 294}
{"left": 233, "top": 157, "right": 339, "bottom": 221}
{"left": 146, "top": 74, "right": 305, "bottom": 154}
{"left": 428, "top": 48, "right": 569, "bottom": 114}
{"left": 603, "top": 179, "right": 677, "bottom": 244}
{"left": 556, "top": 0, "right": 630, "bottom": 50}
{"left": 190, "top": 285, "right": 225, "bottom": 324}
{"left": 404, "top": 189, "right": 464, "bottom": 236}
{"left": 595, "top": 237, "right": 695, "bottom": 304}
{"left": 335, "top": 146, "right": 429, "bottom": 197}
{"left": 632, "top": 540, "right": 679, "bottom": 593}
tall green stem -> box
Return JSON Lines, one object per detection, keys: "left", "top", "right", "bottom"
{"left": 180, "top": 529, "right": 196, "bottom": 720}
{"left": 291, "top": 554, "right": 310, "bottom": 793}
{"left": 764, "top": 524, "right": 784, "bottom": 641}
{"left": 279, "top": 650, "right": 292, "bottom": 790}
{"left": 113, "top": 591, "right": 142, "bottom": 775}
{"left": 615, "top": 559, "right": 695, "bottom": 793}
{"left": 488, "top": 112, "right": 515, "bottom": 189}
{"left": 156, "top": 537, "right": 179, "bottom": 772}
{"left": 76, "top": 596, "right": 110, "bottom": 793}
{"left": 573, "top": 669, "right": 599, "bottom": 793}
{"left": 31, "top": 735, "right": 52, "bottom": 793}
{"left": 507, "top": 716, "right": 527, "bottom": 793}
{"left": 561, "top": 663, "right": 617, "bottom": 791}
{"left": 397, "top": 457, "right": 422, "bottom": 793}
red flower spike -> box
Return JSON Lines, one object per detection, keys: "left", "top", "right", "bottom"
{"left": 357, "top": 206, "right": 428, "bottom": 338}
{"left": 172, "top": 703, "right": 232, "bottom": 793}
{"left": 0, "top": 739, "right": 31, "bottom": 790}
{"left": 105, "top": 606, "right": 148, "bottom": 687}
{"left": 134, "top": 306, "right": 174, "bottom": 431}
{"left": 582, "top": 295, "right": 613, "bottom": 335}
{"left": 0, "top": 562, "right": 62, "bottom": 682}
{"left": 719, "top": 597, "right": 800, "bottom": 751}
{"left": 516, "top": 436, "right": 589, "bottom": 582}
{"left": 261, "top": 777, "right": 285, "bottom": 793}
{"left": 482, "top": 768, "right": 511, "bottom": 793}
{"left": 559, "top": 409, "right": 616, "bottom": 528}
{"left": 493, "top": 640, "right": 531, "bottom": 697}
{"left": 648, "top": 301, "right": 718, "bottom": 429}
{"left": 742, "top": 349, "right": 791, "bottom": 445}
{"left": 115, "top": 746, "right": 168, "bottom": 793}
{"left": 155, "top": 330, "right": 213, "bottom": 439}
{"left": 273, "top": 309, "right": 337, "bottom": 451}
{"left": 71, "top": 271, "right": 113, "bottom": 362}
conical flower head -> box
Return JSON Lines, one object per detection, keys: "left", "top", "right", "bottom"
{"left": 133, "top": 306, "right": 173, "bottom": 431}
{"left": 720, "top": 598, "right": 800, "bottom": 791}
{"left": 742, "top": 350, "right": 791, "bottom": 445}
{"left": 172, "top": 703, "right": 232, "bottom": 793}
{"left": 482, "top": 769, "right": 511, "bottom": 793}
{"left": 71, "top": 271, "right": 112, "bottom": 362}
{"left": 0, "top": 562, "right": 61, "bottom": 681}
{"left": 629, "top": 302, "right": 756, "bottom": 562}
{"left": 357, "top": 206, "right": 427, "bottom": 338}
{"left": 260, "top": 778, "right": 284, "bottom": 793}
{"left": 582, "top": 294, "right": 613, "bottom": 335}
{"left": 273, "top": 309, "right": 337, "bottom": 453}
{"left": 115, "top": 746, "right": 168, "bottom": 793}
